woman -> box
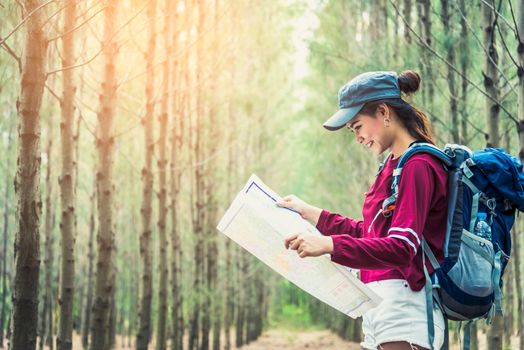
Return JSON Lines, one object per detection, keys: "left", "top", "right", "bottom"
{"left": 277, "top": 70, "right": 446, "bottom": 350}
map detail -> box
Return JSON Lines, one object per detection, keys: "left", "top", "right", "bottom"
{"left": 217, "top": 174, "right": 382, "bottom": 318}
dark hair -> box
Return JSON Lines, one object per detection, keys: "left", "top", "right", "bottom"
{"left": 359, "top": 70, "right": 435, "bottom": 145}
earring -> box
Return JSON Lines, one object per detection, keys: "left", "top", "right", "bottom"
{"left": 384, "top": 120, "right": 390, "bottom": 127}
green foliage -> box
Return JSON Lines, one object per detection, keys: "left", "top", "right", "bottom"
{"left": 1, "top": 0, "right": 524, "bottom": 345}
{"left": 269, "top": 281, "right": 321, "bottom": 331}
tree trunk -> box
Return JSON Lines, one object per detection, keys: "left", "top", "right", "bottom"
{"left": 440, "top": 0, "right": 459, "bottom": 143}
{"left": 39, "top": 117, "right": 54, "bottom": 350}
{"left": 136, "top": 1, "right": 156, "bottom": 349}
{"left": 223, "top": 47, "right": 238, "bottom": 350}
{"left": 512, "top": 226, "right": 524, "bottom": 350}
{"left": 107, "top": 293, "right": 116, "bottom": 349}
{"left": 459, "top": 0, "right": 469, "bottom": 144}
{"left": 416, "top": 0, "right": 435, "bottom": 125}
{"left": 403, "top": 0, "right": 412, "bottom": 44}
{"left": 211, "top": 2, "right": 223, "bottom": 348}
{"left": 393, "top": 0, "right": 400, "bottom": 62}
{"left": 11, "top": 0, "right": 47, "bottom": 348}
{"left": 189, "top": 1, "right": 206, "bottom": 349}
{"left": 235, "top": 250, "right": 248, "bottom": 347}
{"left": 517, "top": 0, "right": 524, "bottom": 164}
{"left": 90, "top": 1, "right": 119, "bottom": 349}
{"left": 1, "top": 126, "right": 14, "bottom": 349}
{"left": 223, "top": 237, "right": 232, "bottom": 350}
{"left": 483, "top": 1, "right": 502, "bottom": 347}
{"left": 482, "top": 0, "right": 500, "bottom": 148}
{"left": 57, "top": 1, "right": 77, "bottom": 349}
{"left": 81, "top": 185, "right": 96, "bottom": 349}
{"left": 504, "top": 259, "right": 514, "bottom": 346}
{"left": 204, "top": 2, "right": 221, "bottom": 349}
{"left": 170, "top": 5, "right": 184, "bottom": 349}
{"left": 155, "top": 1, "right": 172, "bottom": 349}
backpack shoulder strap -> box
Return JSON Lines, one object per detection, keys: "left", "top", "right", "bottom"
{"left": 375, "top": 152, "right": 393, "bottom": 177}
{"left": 381, "top": 143, "right": 452, "bottom": 215}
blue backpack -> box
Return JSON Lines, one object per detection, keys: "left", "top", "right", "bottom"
{"left": 380, "top": 142, "right": 524, "bottom": 350}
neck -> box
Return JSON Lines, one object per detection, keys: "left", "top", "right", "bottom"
{"left": 390, "top": 132, "right": 418, "bottom": 160}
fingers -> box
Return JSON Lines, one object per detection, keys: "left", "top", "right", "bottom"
{"left": 284, "top": 234, "right": 298, "bottom": 249}
{"left": 284, "top": 233, "right": 311, "bottom": 258}
{"left": 290, "top": 236, "right": 303, "bottom": 250}
{"left": 276, "top": 195, "right": 296, "bottom": 208}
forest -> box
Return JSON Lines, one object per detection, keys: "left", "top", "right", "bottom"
{"left": 1, "top": 0, "right": 524, "bottom": 349}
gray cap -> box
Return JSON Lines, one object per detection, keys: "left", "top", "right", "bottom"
{"left": 323, "top": 71, "right": 401, "bottom": 131}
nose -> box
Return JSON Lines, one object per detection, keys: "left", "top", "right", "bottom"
{"left": 356, "top": 135, "right": 364, "bottom": 144}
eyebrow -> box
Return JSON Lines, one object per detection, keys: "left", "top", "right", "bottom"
{"left": 348, "top": 120, "right": 359, "bottom": 129}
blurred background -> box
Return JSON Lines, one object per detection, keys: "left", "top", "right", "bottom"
{"left": 1, "top": 0, "right": 523, "bottom": 349}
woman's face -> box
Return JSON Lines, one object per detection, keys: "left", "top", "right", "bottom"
{"left": 346, "top": 105, "right": 393, "bottom": 156}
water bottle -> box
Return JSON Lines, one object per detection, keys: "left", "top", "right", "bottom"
{"left": 474, "top": 212, "right": 492, "bottom": 241}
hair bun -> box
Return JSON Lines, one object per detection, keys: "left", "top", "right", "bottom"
{"left": 398, "top": 70, "right": 421, "bottom": 95}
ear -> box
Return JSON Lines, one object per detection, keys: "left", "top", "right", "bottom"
{"left": 376, "top": 103, "right": 390, "bottom": 120}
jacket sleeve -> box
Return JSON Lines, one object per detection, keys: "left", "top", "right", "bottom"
{"left": 315, "top": 209, "right": 364, "bottom": 238}
{"left": 329, "top": 158, "right": 436, "bottom": 269}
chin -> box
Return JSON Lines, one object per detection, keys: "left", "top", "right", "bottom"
{"left": 370, "top": 146, "right": 385, "bottom": 156}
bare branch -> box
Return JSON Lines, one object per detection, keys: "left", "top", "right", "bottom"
{"left": 508, "top": 0, "right": 522, "bottom": 44}
{"left": 454, "top": 1, "right": 518, "bottom": 95}
{"left": 117, "top": 4, "right": 235, "bottom": 87}
{"left": 389, "top": 0, "right": 518, "bottom": 124}
{"left": 479, "top": 0, "right": 518, "bottom": 35}
{"left": 46, "top": 43, "right": 103, "bottom": 76}
{"left": 47, "top": 0, "right": 151, "bottom": 77}
{"left": 47, "top": 5, "right": 107, "bottom": 42}
{"left": 0, "top": 40, "right": 22, "bottom": 73}
{"left": 14, "top": 0, "right": 24, "bottom": 12}
{"left": 40, "top": 2, "right": 68, "bottom": 29}
{"left": 44, "top": 83, "right": 62, "bottom": 104}
{"left": 73, "top": 0, "right": 101, "bottom": 22}
{"left": 77, "top": 110, "right": 98, "bottom": 141}
{"left": 497, "top": 20, "right": 520, "bottom": 69}
{"left": 0, "top": 0, "right": 56, "bottom": 46}
{"left": 85, "top": 11, "right": 102, "bottom": 43}
{"left": 112, "top": 0, "right": 151, "bottom": 41}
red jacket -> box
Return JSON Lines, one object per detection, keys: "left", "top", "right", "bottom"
{"left": 316, "top": 153, "right": 448, "bottom": 291}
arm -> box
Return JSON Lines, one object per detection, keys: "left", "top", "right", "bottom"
{"left": 329, "top": 159, "right": 436, "bottom": 269}
{"left": 276, "top": 195, "right": 364, "bottom": 238}
{"left": 316, "top": 209, "right": 364, "bottom": 238}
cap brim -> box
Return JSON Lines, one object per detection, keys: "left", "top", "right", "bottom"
{"left": 323, "top": 104, "right": 364, "bottom": 131}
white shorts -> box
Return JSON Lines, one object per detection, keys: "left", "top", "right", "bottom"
{"left": 361, "top": 279, "right": 445, "bottom": 350}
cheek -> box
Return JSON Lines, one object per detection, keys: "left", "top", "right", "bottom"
{"left": 368, "top": 120, "right": 386, "bottom": 138}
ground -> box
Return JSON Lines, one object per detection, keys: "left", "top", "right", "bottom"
{"left": 238, "top": 329, "right": 361, "bottom": 350}
{"left": 30, "top": 328, "right": 516, "bottom": 349}
{"left": 33, "top": 329, "right": 360, "bottom": 349}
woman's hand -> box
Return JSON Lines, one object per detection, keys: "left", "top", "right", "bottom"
{"left": 284, "top": 234, "right": 334, "bottom": 258}
{"left": 276, "top": 195, "right": 322, "bottom": 225}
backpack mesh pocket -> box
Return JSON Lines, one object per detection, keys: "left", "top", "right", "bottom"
{"left": 447, "top": 229, "right": 494, "bottom": 298}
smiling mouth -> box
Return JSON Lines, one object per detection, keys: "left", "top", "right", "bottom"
{"left": 366, "top": 141, "right": 374, "bottom": 148}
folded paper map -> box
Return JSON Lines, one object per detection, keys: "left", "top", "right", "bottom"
{"left": 217, "top": 174, "right": 381, "bottom": 318}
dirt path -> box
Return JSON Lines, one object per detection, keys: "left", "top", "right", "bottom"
{"left": 34, "top": 328, "right": 511, "bottom": 349}
{"left": 238, "top": 329, "right": 361, "bottom": 350}
{"left": 35, "top": 329, "right": 360, "bottom": 349}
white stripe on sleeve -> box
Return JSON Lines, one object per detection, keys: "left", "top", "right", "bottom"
{"left": 388, "top": 227, "right": 421, "bottom": 245}
{"left": 389, "top": 234, "right": 418, "bottom": 254}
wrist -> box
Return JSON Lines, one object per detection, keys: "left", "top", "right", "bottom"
{"left": 305, "top": 206, "right": 322, "bottom": 225}
{"left": 324, "top": 236, "right": 334, "bottom": 254}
